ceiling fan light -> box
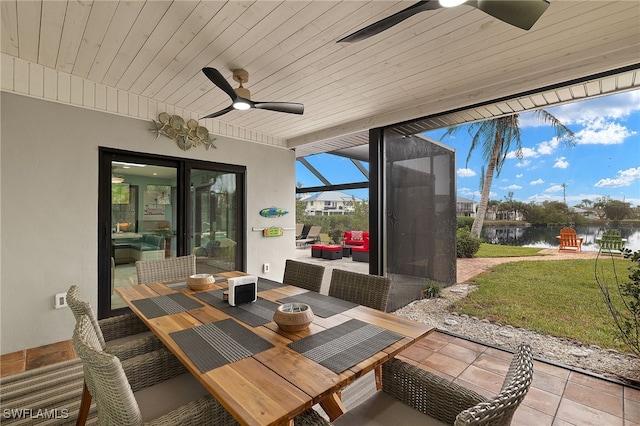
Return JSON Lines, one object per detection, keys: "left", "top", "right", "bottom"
{"left": 112, "top": 175, "right": 125, "bottom": 184}
{"left": 233, "top": 100, "right": 251, "bottom": 110}
{"left": 440, "top": 0, "right": 467, "bottom": 7}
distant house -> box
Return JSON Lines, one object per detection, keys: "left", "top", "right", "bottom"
{"left": 457, "top": 197, "right": 477, "bottom": 217}
{"left": 571, "top": 207, "right": 598, "bottom": 219}
{"left": 300, "top": 191, "right": 364, "bottom": 216}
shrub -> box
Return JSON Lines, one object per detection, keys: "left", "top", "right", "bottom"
{"left": 457, "top": 227, "right": 481, "bottom": 258}
{"left": 456, "top": 216, "right": 475, "bottom": 229}
{"left": 421, "top": 280, "right": 442, "bottom": 299}
{"left": 595, "top": 248, "right": 640, "bottom": 356}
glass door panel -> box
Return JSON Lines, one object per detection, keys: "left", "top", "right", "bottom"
{"left": 190, "top": 169, "right": 239, "bottom": 274}
{"left": 109, "top": 160, "right": 177, "bottom": 311}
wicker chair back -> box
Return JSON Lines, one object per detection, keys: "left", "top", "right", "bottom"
{"left": 283, "top": 259, "right": 325, "bottom": 292}
{"left": 328, "top": 269, "right": 390, "bottom": 312}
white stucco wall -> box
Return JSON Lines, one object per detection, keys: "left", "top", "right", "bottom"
{"left": 0, "top": 92, "right": 296, "bottom": 354}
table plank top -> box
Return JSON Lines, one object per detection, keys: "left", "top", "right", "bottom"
{"left": 115, "top": 272, "right": 433, "bottom": 426}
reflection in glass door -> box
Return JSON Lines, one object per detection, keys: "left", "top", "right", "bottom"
{"left": 109, "top": 160, "right": 177, "bottom": 311}
{"left": 190, "top": 169, "right": 239, "bottom": 275}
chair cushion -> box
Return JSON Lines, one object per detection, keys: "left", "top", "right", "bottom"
{"left": 135, "top": 372, "right": 209, "bottom": 421}
{"left": 105, "top": 331, "right": 154, "bottom": 348}
{"left": 333, "top": 391, "right": 447, "bottom": 426}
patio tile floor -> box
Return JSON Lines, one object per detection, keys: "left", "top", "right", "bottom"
{"left": 397, "top": 331, "right": 636, "bottom": 425}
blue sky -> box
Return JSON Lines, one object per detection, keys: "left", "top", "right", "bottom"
{"left": 296, "top": 90, "right": 640, "bottom": 207}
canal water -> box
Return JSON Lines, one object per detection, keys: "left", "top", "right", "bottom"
{"left": 482, "top": 225, "right": 640, "bottom": 252}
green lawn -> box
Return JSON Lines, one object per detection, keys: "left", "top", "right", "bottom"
{"left": 450, "top": 256, "right": 634, "bottom": 353}
{"left": 475, "top": 243, "right": 546, "bottom": 258}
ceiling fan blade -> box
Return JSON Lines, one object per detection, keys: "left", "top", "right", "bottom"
{"left": 253, "top": 102, "right": 304, "bottom": 115}
{"left": 201, "top": 105, "right": 235, "bottom": 119}
{"left": 474, "top": 0, "right": 550, "bottom": 30}
{"left": 202, "top": 68, "right": 238, "bottom": 101}
{"left": 337, "top": 0, "right": 441, "bottom": 43}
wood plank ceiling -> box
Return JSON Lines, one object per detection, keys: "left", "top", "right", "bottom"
{"left": 2, "top": 1, "right": 639, "bottom": 156}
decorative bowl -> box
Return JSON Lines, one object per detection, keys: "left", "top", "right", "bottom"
{"left": 187, "top": 274, "right": 215, "bottom": 291}
{"left": 273, "top": 303, "right": 314, "bottom": 332}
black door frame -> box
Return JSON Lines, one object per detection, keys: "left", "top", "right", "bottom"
{"left": 98, "top": 148, "right": 246, "bottom": 319}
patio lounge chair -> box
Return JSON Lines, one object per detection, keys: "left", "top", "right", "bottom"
{"left": 334, "top": 343, "right": 533, "bottom": 426}
{"left": 283, "top": 259, "right": 325, "bottom": 292}
{"left": 597, "top": 229, "right": 626, "bottom": 255}
{"left": 296, "top": 225, "right": 322, "bottom": 247}
{"left": 556, "top": 227, "right": 583, "bottom": 252}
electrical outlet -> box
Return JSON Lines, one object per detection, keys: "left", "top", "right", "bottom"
{"left": 263, "top": 263, "right": 270, "bottom": 273}
{"left": 54, "top": 293, "right": 68, "bottom": 309}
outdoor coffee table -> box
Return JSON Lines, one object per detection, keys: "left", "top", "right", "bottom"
{"left": 116, "top": 271, "right": 433, "bottom": 425}
{"left": 342, "top": 244, "right": 358, "bottom": 257}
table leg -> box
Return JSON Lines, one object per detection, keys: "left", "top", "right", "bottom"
{"left": 319, "top": 392, "right": 347, "bottom": 421}
{"left": 375, "top": 365, "right": 382, "bottom": 391}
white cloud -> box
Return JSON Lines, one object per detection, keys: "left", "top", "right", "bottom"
{"left": 537, "top": 137, "right": 562, "bottom": 155}
{"left": 553, "top": 157, "right": 569, "bottom": 169}
{"left": 515, "top": 160, "right": 531, "bottom": 168}
{"left": 530, "top": 178, "right": 544, "bottom": 185}
{"left": 574, "top": 118, "right": 636, "bottom": 145}
{"left": 457, "top": 168, "right": 476, "bottom": 177}
{"left": 500, "top": 184, "right": 522, "bottom": 190}
{"left": 544, "top": 184, "right": 565, "bottom": 193}
{"left": 595, "top": 167, "right": 640, "bottom": 188}
{"left": 516, "top": 174, "right": 523, "bottom": 178}
{"left": 458, "top": 187, "right": 496, "bottom": 199}
{"left": 507, "top": 147, "right": 538, "bottom": 159}
{"left": 523, "top": 91, "right": 640, "bottom": 126}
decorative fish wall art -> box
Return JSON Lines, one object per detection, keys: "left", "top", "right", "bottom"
{"left": 259, "top": 207, "right": 288, "bottom": 218}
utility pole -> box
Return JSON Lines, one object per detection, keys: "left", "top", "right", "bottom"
{"left": 561, "top": 183, "right": 567, "bottom": 205}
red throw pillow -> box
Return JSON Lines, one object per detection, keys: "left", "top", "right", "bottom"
{"left": 351, "top": 231, "right": 363, "bottom": 241}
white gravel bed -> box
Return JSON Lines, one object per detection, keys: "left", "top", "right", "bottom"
{"left": 393, "top": 283, "right": 640, "bottom": 385}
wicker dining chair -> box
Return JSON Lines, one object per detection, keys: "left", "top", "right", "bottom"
{"left": 328, "top": 269, "right": 391, "bottom": 312}
{"left": 283, "top": 259, "right": 325, "bottom": 293}
{"left": 72, "top": 315, "right": 238, "bottom": 426}
{"left": 333, "top": 343, "right": 534, "bottom": 426}
{"left": 135, "top": 254, "right": 196, "bottom": 285}
{"left": 67, "top": 285, "right": 164, "bottom": 425}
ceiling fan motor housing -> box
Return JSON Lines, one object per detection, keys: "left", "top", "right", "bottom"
{"left": 233, "top": 69, "right": 249, "bottom": 84}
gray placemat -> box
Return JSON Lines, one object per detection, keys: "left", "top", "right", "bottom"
{"left": 278, "top": 291, "right": 358, "bottom": 318}
{"left": 132, "top": 293, "right": 203, "bottom": 319}
{"left": 166, "top": 279, "right": 188, "bottom": 289}
{"left": 257, "top": 277, "right": 286, "bottom": 291}
{"left": 288, "top": 319, "right": 403, "bottom": 373}
{"left": 195, "top": 290, "right": 281, "bottom": 327}
{"left": 170, "top": 318, "right": 274, "bottom": 373}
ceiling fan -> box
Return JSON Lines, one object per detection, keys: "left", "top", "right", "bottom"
{"left": 337, "top": 0, "right": 550, "bottom": 43}
{"left": 200, "top": 68, "right": 304, "bottom": 119}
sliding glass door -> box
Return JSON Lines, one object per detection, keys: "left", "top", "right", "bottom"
{"left": 98, "top": 149, "right": 245, "bottom": 318}
{"left": 190, "top": 168, "right": 241, "bottom": 275}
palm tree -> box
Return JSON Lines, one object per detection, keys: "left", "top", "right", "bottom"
{"left": 443, "top": 111, "right": 575, "bottom": 238}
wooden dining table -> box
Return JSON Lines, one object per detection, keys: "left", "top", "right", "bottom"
{"left": 115, "top": 271, "right": 433, "bottom": 426}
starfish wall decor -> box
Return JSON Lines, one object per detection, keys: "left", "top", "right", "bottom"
{"left": 150, "top": 113, "right": 217, "bottom": 151}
